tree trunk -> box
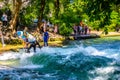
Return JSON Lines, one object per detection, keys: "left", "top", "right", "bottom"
{"left": 37, "top": 0, "right": 46, "bottom": 30}
{"left": 13, "top": 0, "right": 15, "bottom": 10}
{"left": 10, "top": 0, "right": 22, "bottom": 34}
{"left": 54, "top": 0, "right": 60, "bottom": 19}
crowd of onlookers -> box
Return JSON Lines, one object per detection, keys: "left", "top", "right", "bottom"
{"left": 0, "top": 12, "right": 59, "bottom": 37}
{"left": 39, "top": 21, "right": 59, "bottom": 35}
{"left": 73, "top": 21, "right": 91, "bottom": 36}
{"left": 39, "top": 21, "right": 92, "bottom": 37}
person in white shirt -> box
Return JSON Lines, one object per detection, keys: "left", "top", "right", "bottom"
{"left": 17, "top": 31, "right": 38, "bottom": 53}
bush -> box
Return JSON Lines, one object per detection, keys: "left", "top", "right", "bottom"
{"left": 59, "top": 23, "right": 72, "bottom": 36}
{"left": 4, "top": 39, "right": 23, "bottom": 45}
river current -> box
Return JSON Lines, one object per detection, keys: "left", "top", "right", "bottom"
{"left": 0, "top": 37, "right": 120, "bottom": 80}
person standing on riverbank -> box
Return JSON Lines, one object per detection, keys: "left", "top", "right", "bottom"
{"left": 0, "top": 21, "right": 6, "bottom": 47}
{"left": 34, "top": 28, "right": 42, "bottom": 49}
{"left": 1, "top": 13, "right": 8, "bottom": 26}
{"left": 43, "top": 29, "right": 49, "bottom": 47}
{"left": 54, "top": 24, "right": 58, "bottom": 34}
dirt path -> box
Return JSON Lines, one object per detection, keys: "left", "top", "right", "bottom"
{"left": 91, "top": 31, "right": 120, "bottom": 37}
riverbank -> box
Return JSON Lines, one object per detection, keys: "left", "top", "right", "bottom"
{"left": 0, "top": 31, "right": 120, "bottom": 53}
{"left": 0, "top": 44, "right": 23, "bottom": 53}
{"left": 0, "top": 40, "right": 64, "bottom": 53}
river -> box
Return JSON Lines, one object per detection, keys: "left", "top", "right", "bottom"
{"left": 0, "top": 37, "right": 120, "bottom": 80}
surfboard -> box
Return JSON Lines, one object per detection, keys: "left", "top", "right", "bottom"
{"left": 17, "top": 31, "right": 41, "bottom": 53}
{"left": 16, "top": 31, "right": 26, "bottom": 40}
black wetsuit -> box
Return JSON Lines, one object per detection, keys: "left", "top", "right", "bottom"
{"left": 27, "top": 40, "right": 41, "bottom": 53}
{"left": 27, "top": 41, "right": 36, "bottom": 53}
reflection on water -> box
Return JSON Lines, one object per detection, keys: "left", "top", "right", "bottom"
{"left": 0, "top": 37, "right": 120, "bottom": 80}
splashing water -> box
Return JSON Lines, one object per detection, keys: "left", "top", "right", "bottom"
{"left": 0, "top": 37, "right": 120, "bottom": 80}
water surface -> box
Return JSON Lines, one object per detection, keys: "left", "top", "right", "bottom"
{"left": 0, "top": 37, "right": 120, "bottom": 80}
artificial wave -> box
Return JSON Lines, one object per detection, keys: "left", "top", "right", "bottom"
{"left": 0, "top": 37, "right": 120, "bottom": 80}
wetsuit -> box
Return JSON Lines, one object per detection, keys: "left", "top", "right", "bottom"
{"left": 26, "top": 34, "right": 37, "bottom": 53}
{"left": 17, "top": 31, "right": 37, "bottom": 53}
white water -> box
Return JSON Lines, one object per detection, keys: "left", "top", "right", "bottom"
{"left": 0, "top": 44, "right": 119, "bottom": 62}
{"left": 0, "top": 43, "right": 120, "bottom": 80}
{"left": 89, "top": 66, "right": 120, "bottom": 80}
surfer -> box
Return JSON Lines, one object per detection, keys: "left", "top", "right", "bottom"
{"left": 17, "top": 30, "right": 41, "bottom": 53}
{"left": 26, "top": 33, "right": 37, "bottom": 53}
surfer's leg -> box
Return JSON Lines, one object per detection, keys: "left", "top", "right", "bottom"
{"left": 33, "top": 43, "right": 36, "bottom": 52}
{"left": 36, "top": 41, "right": 41, "bottom": 49}
{"left": 27, "top": 43, "right": 32, "bottom": 53}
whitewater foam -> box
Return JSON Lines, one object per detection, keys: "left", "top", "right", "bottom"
{"left": 1, "top": 45, "right": 119, "bottom": 61}
{"left": 0, "top": 52, "right": 20, "bottom": 60}
{"left": 89, "top": 66, "right": 118, "bottom": 80}
{"left": 19, "top": 64, "right": 44, "bottom": 69}
{"left": 95, "top": 66, "right": 115, "bottom": 74}
{"left": 93, "top": 76, "right": 108, "bottom": 80}
{"left": 0, "top": 51, "right": 34, "bottom": 61}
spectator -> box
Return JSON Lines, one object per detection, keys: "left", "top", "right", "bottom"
{"left": 81, "top": 24, "right": 85, "bottom": 35}
{"left": 43, "top": 29, "right": 49, "bottom": 47}
{"left": 54, "top": 24, "right": 58, "bottom": 34}
{"left": 84, "top": 25, "right": 88, "bottom": 35}
{"left": 79, "top": 25, "right": 82, "bottom": 35}
{"left": 73, "top": 24, "right": 78, "bottom": 39}
{"left": 0, "top": 21, "right": 5, "bottom": 47}
{"left": 88, "top": 27, "right": 91, "bottom": 34}
{"left": 1, "top": 13, "right": 8, "bottom": 26}
{"left": 43, "top": 21, "right": 47, "bottom": 32}
{"left": 73, "top": 24, "right": 78, "bottom": 35}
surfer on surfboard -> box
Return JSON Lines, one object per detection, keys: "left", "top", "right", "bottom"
{"left": 17, "top": 30, "right": 41, "bottom": 53}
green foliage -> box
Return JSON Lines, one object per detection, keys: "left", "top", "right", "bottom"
{"left": 85, "top": 0, "right": 120, "bottom": 29}
{"left": 109, "top": 11, "right": 120, "bottom": 30}
{"left": 103, "top": 27, "right": 108, "bottom": 35}
{"left": 59, "top": 23, "right": 72, "bottom": 36}
{"left": 48, "top": 0, "right": 86, "bottom": 36}
{"left": 1, "top": 0, "right": 120, "bottom": 34}
{"left": 19, "top": 5, "right": 37, "bottom": 26}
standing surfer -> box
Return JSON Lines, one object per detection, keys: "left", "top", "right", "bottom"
{"left": 17, "top": 30, "right": 41, "bottom": 53}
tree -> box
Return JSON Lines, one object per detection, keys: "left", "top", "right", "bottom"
{"left": 37, "top": 0, "right": 46, "bottom": 29}
{"left": 85, "top": 0, "right": 120, "bottom": 28}
{"left": 54, "top": 0, "right": 60, "bottom": 19}
{"left": 9, "top": 0, "right": 29, "bottom": 34}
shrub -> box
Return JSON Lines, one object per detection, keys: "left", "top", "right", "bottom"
{"left": 4, "top": 39, "right": 23, "bottom": 45}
